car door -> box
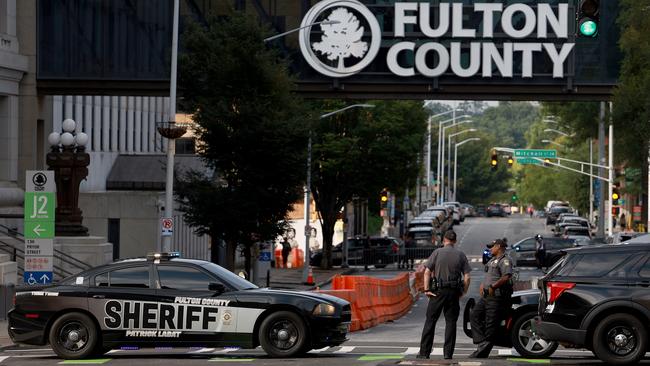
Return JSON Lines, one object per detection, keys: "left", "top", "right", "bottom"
{"left": 630, "top": 253, "right": 650, "bottom": 309}
{"left": 514, "top": 238, "right": 537, "bottom": 266}
{"left": 87, "top": 263, "right": 159, "bottom": 345}
{"left": 153, "top": 263, "right": 239, "bottom": 346}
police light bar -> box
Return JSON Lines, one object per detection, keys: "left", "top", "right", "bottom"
{"left": 146, "top": 252, "right": 181, "bottom": 261}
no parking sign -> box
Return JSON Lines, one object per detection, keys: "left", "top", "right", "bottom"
{"left": 161, "top": 217, "right": 174, "bottom": 237}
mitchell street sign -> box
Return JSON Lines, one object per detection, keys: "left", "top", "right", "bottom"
{"left": 514, "top": 149, "right": 557, "bottom": 159}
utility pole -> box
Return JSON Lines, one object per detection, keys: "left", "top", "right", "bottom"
{"left": 597, "top": 102, "right": 606, "bottom": 237}
{"left": 589, "top": 138, "right": 594, "bottom": 222}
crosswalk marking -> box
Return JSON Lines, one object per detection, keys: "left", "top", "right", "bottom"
{"left": 0, "top": 357, "right": 9, "bottom": 363}
{"left": 403, "top": 347, "right": 419, "bottom": 355}
{"left": 334, "top": 346, "right": 355, "bottom": 353}
{"left": 309, "top": 347, "right": 330, "bottom": 353}
{"left": 190, "top": 348, "right": 215, "bottom": 353}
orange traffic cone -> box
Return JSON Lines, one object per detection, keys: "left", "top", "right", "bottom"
{"left": 304, "top": 267, "right": 315, "bottom": 286}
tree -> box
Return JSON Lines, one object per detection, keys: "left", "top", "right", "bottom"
{"left": 176, "top": 14, "right": 308, "bottom": 273}
{"left": 312, "top": 8, "right": 368, "bottom": 70}
{"left": 311, "top": 100, "right": 427, "bottom": 268}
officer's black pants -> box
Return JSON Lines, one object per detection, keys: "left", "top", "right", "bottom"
{"left": 470, "top": 296, "right": 507, "bottom": 345}
{"left": 418, "top": 288, "right": 460, "bottom": 358}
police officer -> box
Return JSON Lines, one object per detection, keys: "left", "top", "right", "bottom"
{"left": 417, "top": 230, "right": 471, "bottom": 360}
{"left": 469, "top": 238, "right": 513, "bottom": 358}
{"left": 534, "top": 234, "right": 545, "bottom": 269}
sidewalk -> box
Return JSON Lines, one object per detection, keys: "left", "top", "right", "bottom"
{"left": 0, "top": 320, "right": 12, "bottom": 348}
{"left": 269, "top": 267, "right": 356, "bottom": 291}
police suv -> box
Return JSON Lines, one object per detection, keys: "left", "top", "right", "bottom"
{"left": 9, "top": 253, "right": 351, "bottom": 359}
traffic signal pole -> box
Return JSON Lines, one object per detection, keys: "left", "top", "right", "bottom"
{"left": 608, "top": 102, "right": 614, "bottom": 236}
{"left": 597, "top": 102, "right": 606, "bottom": 237}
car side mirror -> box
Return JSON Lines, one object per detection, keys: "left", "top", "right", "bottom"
{"left": 209, "top": 283, "right": 226, "bottom": 293}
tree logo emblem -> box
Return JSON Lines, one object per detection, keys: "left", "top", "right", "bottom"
{"left": 299, "top": 0, "right": 381, "bottom": 78}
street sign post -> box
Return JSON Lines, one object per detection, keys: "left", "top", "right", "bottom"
{"left": 24, "top": 171, "right": 55, "bottom": 285}
{"left": 514, "top": 149, "right": 557, "bottom": 159}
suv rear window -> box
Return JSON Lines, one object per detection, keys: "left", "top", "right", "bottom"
{"left": 556, "top": 253, "right": 633, "bottom": 277}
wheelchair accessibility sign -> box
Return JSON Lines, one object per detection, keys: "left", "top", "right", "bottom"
{"left": 24, "top": 271, "right": 53, "bottom": 285}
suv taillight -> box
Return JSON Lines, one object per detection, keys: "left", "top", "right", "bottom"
{"left": 547, "top": 282, "right": 575, "bottom": 304}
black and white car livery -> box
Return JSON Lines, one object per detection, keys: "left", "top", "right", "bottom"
{"left": 9, "top": 253, "right": 351, "bottom": 359}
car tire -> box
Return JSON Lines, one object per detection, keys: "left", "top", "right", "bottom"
{"left": 48, "top": 312, "right": 99, "bottom": 360}
{"left": 592, "top": 313, "right": 647, "bottom": 365}
{"left": 259, "top": 311, "right": 309, "bottom": 358}
{"left": 511, "top": 311, "right": 558, "bottom": 358}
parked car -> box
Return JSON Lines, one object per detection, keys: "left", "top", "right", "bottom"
{"left": 419, "top": 206, "right": 451, "bottom": 233}
{"left": 463, "top": 290, "right": 558, "bottom": 358}
{"left": 444, "top": 202, "right": 464, "bottom": 223}
{"left": 545, "top": 206, "right": 573, "bottom": 225}
{"left": 486, "top": 203, "right": 506, "bottom": 217}
{"left": 608, "top": 231, "right": 648, "bottom": 244}
{"left": 510, "top": 236, "right": 577, "bottom": 267}
{"left": 563, "top": 225, "right": 591, "bottom": 240}
{"left": 309, "top": 236, "right": 402, "bottom": 268}
{"left": 537, "top": 243, "right": 650, "bottom": 365}
{"left": 461, "top": 203, "right": 476, "bottom": 217}
{"left": 9, "top": 252, "right": 351, "bottom": 359}
{"left": 554, "top": 216, "right": 589, "bottom": 235}
{"left": 476, "top": 204, "right": 487, "bottom": 217}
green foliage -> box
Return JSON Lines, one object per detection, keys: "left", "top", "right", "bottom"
{"left": 474, "top": 102, "right": 540, "bottom": 149}
{"left": 176, "top": 14, "right": 308, "bottom": 269}
{"left": 613, "top": 0, "right": 650, "bottom": 171}
{"left": 311, "top": 100, "right": 427, "bottom": 267}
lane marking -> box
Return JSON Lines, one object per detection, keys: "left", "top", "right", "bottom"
{"left": 309, "top": 347, "right": 330, "bottom": 353}
{"left": 105, "top": 350, "right": 121, "bottom": 354}
{"left": 358, "top": 354, "right": 404, "bottom": 361}
{"left": 209, "top": 359, "right": 256, "bottom": 362}
{"left": 190, "top": 348, "right": 215, "bottom": 353}
{"left": 506, "top": 358, "right": 550, "bottom": 364}
{"left": 58, "top": 359, "right": 111, "bottom": 365}
{"left": 334, "top": 346, "right": 355, "bottom": 353}
{"left": 0, "top": 357, "right": 8, "bottom": 363}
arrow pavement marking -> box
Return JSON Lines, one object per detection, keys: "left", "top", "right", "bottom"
{"left": 32, "top": 224, "right": 46, "bottom": 237}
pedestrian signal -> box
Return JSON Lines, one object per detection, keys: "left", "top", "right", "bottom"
{"left": 578, "top": 0, "right": 599, "bottom": 37}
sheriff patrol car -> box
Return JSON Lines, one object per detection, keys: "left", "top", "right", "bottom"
{"left": 9, "top": 253, "right": 351, "bottom": 359}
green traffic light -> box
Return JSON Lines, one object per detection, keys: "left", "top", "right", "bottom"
{"left": 580, "top": 20, "right": 598, "bottom": 37}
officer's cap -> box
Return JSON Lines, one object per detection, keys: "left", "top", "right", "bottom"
{"left": 488, "top": 239, "right": 507, "bottom": 248}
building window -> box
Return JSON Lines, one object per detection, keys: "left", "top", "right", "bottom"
{"left": 175, "top": 138, "right": 196, "bottom": 155}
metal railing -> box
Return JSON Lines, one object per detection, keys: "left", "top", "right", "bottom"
{"left": 345, "top": 247, "right": 438, "bottom": 268}
{"left": 0, "top": 224, "right": 92, "bottom": 281}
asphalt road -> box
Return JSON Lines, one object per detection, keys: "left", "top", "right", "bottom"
{"left": 3, "top": 216, "right": 644, "bottom": 365}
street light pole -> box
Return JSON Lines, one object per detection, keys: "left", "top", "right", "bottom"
{"left": 454, "top": 138, "right": 481, "bottom": 202}
{"left": 426, "top": 109, "right": 457, "bottom": 206}
{"left": 304, "top": 104, "right": 374, "bottom": 283}
{"left": 608, "top": 102, "right": 614, "bottom": 236}
{"left": 544, "top": 128, "right": 573, "bottom": 137}
{"left": 437, "top": 114, "right": 469, "bottom": 204}
{"left": 541, "top": 139, "right": 567, "bottom": 149}
{"left": 441, "top": 120, "right": 473, "bottom": 202}
{"left": 162, "top": 0, "right": 180, "bottom": 253}
{"left": 447, "top": 129, "right": 477, "bottom": 201}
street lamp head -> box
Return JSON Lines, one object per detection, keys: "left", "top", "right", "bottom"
{"left": 48, "top": 132, "right": 61, "bottom": 146}
{"left": 62, "top": 119, "right": 76, "bottom": 133}
{"left": 75, "top": 132, "right": 89, "bottom": 147}
{"left": 60, "top": 132, "right": 75, "bottom": 146}
{"left": 541, "top": 139, "right": 551, "bottom": 143}
{"left": 468, "top": 128, "right": 477, "bottom": 132}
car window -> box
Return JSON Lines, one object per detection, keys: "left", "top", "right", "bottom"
{"left": 95, "top": 272, "right": 109, "bottom": 287}
{"left": 100, "top": 266, "right": 150, "bottom": 288}
{"left": 557, "top": 253, "right": 634, "bottom": 277}
{"left": 547, "top": 239, "right": 575, "bottom": 250}
{"left": 157, "top": 265, "right": 218, "bottom": 291}
{"left": 517, "top": 239, "right": 536, "bottom": 251}
{"left": 639, "top": 258, "right": 650, "bottom": 278}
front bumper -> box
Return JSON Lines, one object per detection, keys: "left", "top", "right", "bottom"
{"left": 535, "top": 318, "right": 586, "bottom": 346}
{"left": 310, "top": 317, "right": 349, "bottom": 347}
{"left": 7, "top": 310, "right": 48, "bottom": 346}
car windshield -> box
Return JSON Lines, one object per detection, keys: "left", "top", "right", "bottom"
{"left": 201, "top": 262, "right": 258, "bottom": 290}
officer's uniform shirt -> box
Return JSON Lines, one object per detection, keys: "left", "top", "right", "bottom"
{"left": 536, "top": 239, "right": 545, "bottom": 251}
{"left": 481, "top": 253, "right": 513, "bottom": 288}
{"left": 423, "top": 245, "right": 471, "bottom": 282}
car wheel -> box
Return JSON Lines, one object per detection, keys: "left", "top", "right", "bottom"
{"left": 511, "top": 311, "right": 558, "bottom": 358}
{"left": 592, "top": 313, "right": 647, "bottom": 365}
{"left": 259, "top": 311, "right": 309, "bottom": 358}
{"left": 48, "top": 312, "right": 99, "bottom": 359}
